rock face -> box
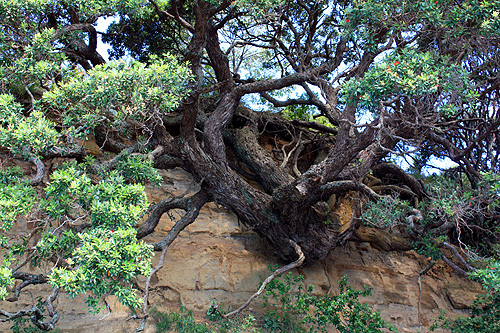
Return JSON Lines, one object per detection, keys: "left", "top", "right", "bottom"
{"left": 0, "top": 167, "right": 483, "bottom": 332}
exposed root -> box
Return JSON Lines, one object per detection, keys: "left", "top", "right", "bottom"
{"left": 441, "top": 254, "right": 469, "bottom": 276}
{"left": 222, "top": 240, "right": 305, "bottom": 318}
{"left": 441, "top": 242, "right": 475, "bottom": 272}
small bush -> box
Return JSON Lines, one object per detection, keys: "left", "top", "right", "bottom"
{"left": 431, "top": 291, "right": 500, "bottom": 333}
{"left": 261, "top": 272, "right": 394, "bottom": 333}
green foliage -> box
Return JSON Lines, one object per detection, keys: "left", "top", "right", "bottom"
{"left": 362, "top": 169, "right": 500, "bottom": 259}
{"left": 0, "top": 165, "right": 23, "bottom": 183}
{"left": 42, "top": 56, "right": 192, "bottom": 130}
{"left": 11, "top": 161, "right": 154, "bottom": 313}
{"left": 342, "top": 49, "right": 474, "bottom": 114}
{"left": 281, "top": 102, "right": 333, "bottom": 128}
{"left": 431, "top": 256, "right": 500, "bottom": 332}
{"left": 469, "top": 260, "right": 500, "bottom": 293}
{"left": 0, "top": 24, "right": 66, "bottom": 91}
{"left": 150, "top": 306, "right": 212, "bottom": 333}
{"left": 11, "top": 317, "right": 45, "bottom": 333}
{"left": 0, "top": 260, "right": 13, "bottom": 301}
{"left": 281, "top": 103, "right": 317, "bottom": 123}
{"left": 0, "top": 0, "right": 194, "bottom": 322}
{"left": 33, "top": 231, "right": 78, "bottom": 266}
{"left": 0, "top": 166, "right": 35, "bottom": 299}
{"left": 362, "top": 196, "right": 413, "bottom": 229}
{"left": 447, "top": 291, "right": 500, "bottom": 332}
{"left": 0, "top": 0, "right": 153, "bottom": 24}
{"left": 231, "top": 0, "right": 284, "bottom": 17}
{"left": 49, "top": 227, "right": 152, "bottom": 312}
{"left": 42, "top": 162, "right": 149, "bottom": 229}
{"left": 478, "top": 172, "right": 500, "bottom": 213}
{"left": 431, "top": 290, "right": 500, "bottom": 332}
{"left": 115, "top": 155, "right": 163, "bottom": 185}
{"left": 425, "top": 173, "right": 476, "bottom": 219}
{"left": 0, "top": 94, "right": 58, "bottom": 159}
{"left": 1, "top": 0, "right": 499, "bottom": 330}
{"left": 412, "top": 234, "right": 447, "bottom": 260}
{"left": 262, "top": 272, "right": 394, "bottom": 332}
{"left": 345, "top": 0, "right": 500, "bottom": 46}
{"left": 0, "top": 167, "right": 20, "bottom": 300}
{"left": 152, "top": 273, "right": 391, "bottom": 333}
{"left": 0, "top": 174, "right": 35, "bottom": 231}
{"left": 205, "top": 305, "right": 260, "bottom": 333}
{"left": 103, "top": 0, "right": 192, "bottom": 62}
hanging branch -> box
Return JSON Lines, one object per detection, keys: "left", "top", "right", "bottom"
{"left": 7, "top": 272, "right": 47, "bottom": 302}
{"left": 133, "top": 190, "right": 210, "bottom": 332}
{"left": 1, "top": 287, "right": 60, "bottom": 331}
{"left": 29, "top": 155, "right": 45, "bottom": 186}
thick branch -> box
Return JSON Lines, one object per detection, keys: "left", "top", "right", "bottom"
{"left": 226, "top": 125, "right": 293, "bottom": 194}
{"left": 137, "top": 190, "right": 209, "bottom": 239}
{"left": 372, "top": 163, "right": 427, "bottom": 199}
{"left": 291, "top": 119, "right": 337, "bottom": 135}
{"left": 151, "top": 191, "right": 210, "bottom": 251}
{"left": 8, "top": 272, "right": 47, "bottom": 302}
{"left": 320, "top": 180, "right": 383, "bottom": 201}
{"left": 30, "top": 155, "right": 45, "bottom": 186}
{"left": 54, "top": 23, "right": 106, "bottom": 66}
{"left": 260, "top": 91, "right": 328, "bottom": 115}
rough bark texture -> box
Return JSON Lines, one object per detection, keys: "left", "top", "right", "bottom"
{"left": 135, "top": 8, "right": 402, "bottom": 266}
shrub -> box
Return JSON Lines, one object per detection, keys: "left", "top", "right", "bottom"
{"left": 262, "top": 272, "right": 394, "bottom": 333}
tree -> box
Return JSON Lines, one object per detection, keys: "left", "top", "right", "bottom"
{"left": 0, "top": 0, "right": 499, "bottom": 330}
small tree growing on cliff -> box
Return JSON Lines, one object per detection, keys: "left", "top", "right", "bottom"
{"left": 0, "top": 0, "right": 500, "bottom": 330}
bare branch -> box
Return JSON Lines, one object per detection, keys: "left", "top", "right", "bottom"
{"left": 8, "top": 272, "right": 47, "bottom": 302}
{"left": 320, "top": 180, "right": 384, "bottom": 201}
{"left": 137, "top": 191, "right": 209, "bottom": 330}
{"left": 291, "top": 119, "right": 337, "bottom": 135}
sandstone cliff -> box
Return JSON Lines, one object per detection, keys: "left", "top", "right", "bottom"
{"left": 0, "top": 167, "right": 482, "bottom": 332}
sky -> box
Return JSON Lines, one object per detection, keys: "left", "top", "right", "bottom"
{"left": 95, "top": 17, "right": 115, "bottom": 61}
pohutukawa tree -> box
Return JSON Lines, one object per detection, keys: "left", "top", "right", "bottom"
{"left": 1, "top": 0, "right": 500, "bottom": 330}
